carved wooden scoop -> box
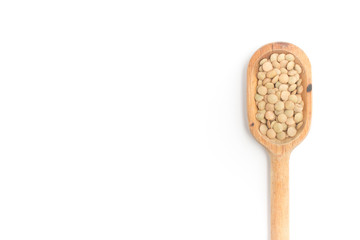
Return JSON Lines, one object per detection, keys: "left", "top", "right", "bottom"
{"left": 247, "top": 42, "right": 312, "bottom": 240}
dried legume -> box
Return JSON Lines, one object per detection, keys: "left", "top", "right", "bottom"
{"left": 254, "top": 52, "right": 305, "bottom": 140}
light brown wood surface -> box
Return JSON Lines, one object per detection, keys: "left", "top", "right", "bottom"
{"left": 247, "top": 42, "right": 312, "bottom": 240}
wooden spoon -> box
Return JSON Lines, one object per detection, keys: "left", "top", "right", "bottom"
{"left": 247, "top": 42, "right": 312, "bottom": 240}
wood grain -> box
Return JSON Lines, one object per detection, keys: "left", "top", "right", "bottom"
{"left": 247, "top": 42, "right": 312, "bottom": 240}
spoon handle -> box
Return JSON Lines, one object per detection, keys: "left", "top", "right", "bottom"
{"left": 270, "top": 152, "right": 290, "bottom": 240}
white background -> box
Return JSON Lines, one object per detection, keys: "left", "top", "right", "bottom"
{"left": 1, "top": 0, "right": 359, "bottom": 239}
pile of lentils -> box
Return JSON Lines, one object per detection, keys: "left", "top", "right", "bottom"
{"left": 255, "top": 53, "right": 304, "bottom": 140}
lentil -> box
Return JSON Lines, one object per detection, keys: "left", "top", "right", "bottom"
{"left": 287, "top": 127, "right": 297, "bottom": 137}
{"left": 263, "top": 61, "right": 273, "bottom": 71}
{"left": 267, "top": 129, "right": 276, "bottom": 139}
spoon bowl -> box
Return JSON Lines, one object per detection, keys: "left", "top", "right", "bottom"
{"left": 247, "top": 42, "right": 312, "bottom": 155}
